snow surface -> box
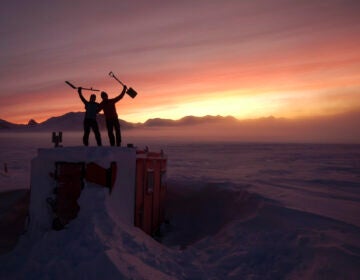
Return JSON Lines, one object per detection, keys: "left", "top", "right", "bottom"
{"left": 0, "top": 132, "right": 360, "bottom": 279}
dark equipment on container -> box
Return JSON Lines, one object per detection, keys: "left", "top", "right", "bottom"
{"left": 52, "top": 132, "right": 62, "bottom": 148}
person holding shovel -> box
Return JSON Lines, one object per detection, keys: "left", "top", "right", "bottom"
{"left": 98, "top": 85, "right": 127, "bottom": 146}
{"left": 77, "top": 87, "right": 102, "bottom": 146}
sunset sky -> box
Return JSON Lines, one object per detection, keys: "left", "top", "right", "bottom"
{"left": 1, "top": 0, "right": 360, "bottom": 124}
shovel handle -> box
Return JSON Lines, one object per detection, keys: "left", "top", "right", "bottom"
{"left": 65, "top": 81, "right": 99, "bottom": 91}
{"left": 109, "top": 71, "right": 125, "bottom": 86}
{"left": 81, "top": 87, "right": 100, "bottom": 92}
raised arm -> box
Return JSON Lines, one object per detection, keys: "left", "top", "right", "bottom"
{"left": 112, "top": 85, "right": 127, "bottom": 103}
{"left": 78, "top": 87, "right": 87, "bottom": 104}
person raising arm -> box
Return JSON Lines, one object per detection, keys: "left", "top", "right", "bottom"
{"left": 98, "top": 85, "right": 127, "bottom": 146}
{"left": 77, "top": 87, "right": 102, "bottom": 146}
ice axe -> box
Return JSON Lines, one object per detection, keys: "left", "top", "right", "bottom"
{"left": 65, "top": 81, "right": 100, "bottom": 92}
{"left": 108, "top": 71, "right": 137, "bottom": 98}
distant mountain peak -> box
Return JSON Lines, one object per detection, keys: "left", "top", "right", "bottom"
{"left": 27, "top": 119, "right": 38, "bottom": 126}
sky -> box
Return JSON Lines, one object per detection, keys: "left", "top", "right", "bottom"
{"left": 1, "top": 0, "right": 360, "bottom": 124}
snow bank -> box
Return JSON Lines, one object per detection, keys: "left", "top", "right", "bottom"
{"left": 1, "top": 186, "right": 184, "bottom": 280}
{"left": 1, "top": 178, "right": 360, "bottom": 279}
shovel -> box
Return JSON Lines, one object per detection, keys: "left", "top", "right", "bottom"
{"left": 65, "top": 81, "right": 100, "bottom": 92}
{"left": 108, "top": 71, "right": 137, "bottom": 98}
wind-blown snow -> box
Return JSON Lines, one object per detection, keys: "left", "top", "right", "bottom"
{"left": 0, "top": 132, "right": 359, "bottom": 279}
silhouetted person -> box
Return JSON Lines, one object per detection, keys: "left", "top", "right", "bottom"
{"left": 98, "top": 85, "right": 127, "bottom": 146}
{"left": 77, "top": 87, "right": 102, "bottom": 146}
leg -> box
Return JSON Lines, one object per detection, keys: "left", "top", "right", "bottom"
{"left": 114, "top": 119, "right": 121, "bottom": 146}
{"left": 83, "top": 119, "right": 91, "bottom": 146}
{"left": 106, "top": 119, "right": 115, "bottom": 146}
{"left": 91, "top": 120, "right": 102, "bottom": 146}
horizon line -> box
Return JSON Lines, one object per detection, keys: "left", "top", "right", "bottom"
{"left": 2, "top": 109, "right": 360, "bottom": 126}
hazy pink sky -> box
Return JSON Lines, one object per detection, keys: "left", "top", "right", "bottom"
{"left": 1, "top": 0, "right": 360, "bottom": 124}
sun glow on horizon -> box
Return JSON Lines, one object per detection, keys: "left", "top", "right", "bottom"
{"left": 118, "top": 88, "right": 360, "bottom": 123}
{"left": 4, "top": 83, "right": 360, "bottom": 125}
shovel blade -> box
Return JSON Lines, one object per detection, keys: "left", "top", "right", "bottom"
{"left": 126, "top": 87, "right": 137, "bottom": 98}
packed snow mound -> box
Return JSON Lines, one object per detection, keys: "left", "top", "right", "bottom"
{"left": 1, "top": 179, "right": 360, "bottom": 279}
{"left": 1, "top": 186, "right": 183, "bottom": 280}
{"left": 1, "top": 180, "right": 265, "bottom": 280}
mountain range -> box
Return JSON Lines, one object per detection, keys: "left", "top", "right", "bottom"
{"left": 0, "top": 112, "right": 238, "bottom": 131}
{"left": 1, "top": 111, "right": 359, "bottom": 143}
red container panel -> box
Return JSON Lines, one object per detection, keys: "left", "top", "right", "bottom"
{"left": 134, "top": 151, "right": 167, "bottom": 236}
